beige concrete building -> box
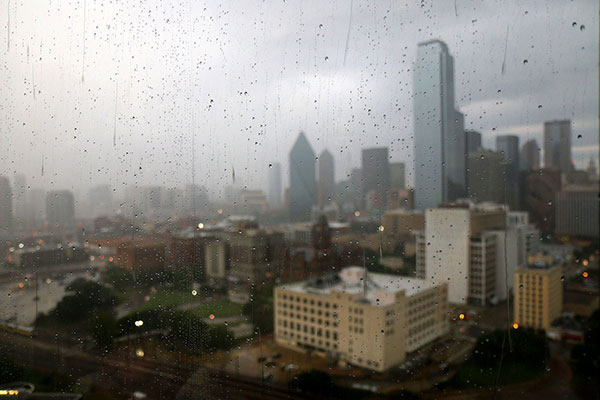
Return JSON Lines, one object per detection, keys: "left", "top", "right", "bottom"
{"left": 274, "top": 266, "right": 449, "bottom": 372}
{"left": 514, "top": 259, "right": 563, "bottom": 330}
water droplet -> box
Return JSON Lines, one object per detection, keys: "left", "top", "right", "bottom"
{"left": 523, "top": 59, "right": 528, "bottom": 64}
{"left": 572, "top": 22, "right": 577, "bottom": 27}
{"left": 580, "top": 25, "right": 585, "bottom": 31}
{"left": 577, "top": 134, "right": 582, "bottom": 139}
{"left": 324, "top": 56, "right": 329, "bottom": 61}
{"left": 538, "top": 104, "right": 543, "bottom": 109}
{"left": 319, "top": 24, "right": 324, "bottom": 29}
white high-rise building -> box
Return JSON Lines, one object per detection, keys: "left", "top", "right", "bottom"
{"left": 413, "top": 40, "right": 465, "bottom": 209}
{"left": 417, "top": 204, "right": 538, "bottom": 305}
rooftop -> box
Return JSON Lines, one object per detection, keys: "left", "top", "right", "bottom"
{"left": 278, "top": 266, "right": 436, "bottom": 306}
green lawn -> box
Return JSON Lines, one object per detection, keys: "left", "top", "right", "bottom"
{"left": 137, "top": 290, "right": 196, "bottom": 311}
{"left": 188, "top": 299, "right": 243, "bottom": 319}
{"left": 451, "top": 361, "right": 545, "bottom": 388}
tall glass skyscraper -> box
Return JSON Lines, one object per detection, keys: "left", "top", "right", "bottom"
{"left": 413, "top": 40, "right": 465, "bottom": 209}
{"left": 289, "top": 132, "right": 316, "bottom": 221}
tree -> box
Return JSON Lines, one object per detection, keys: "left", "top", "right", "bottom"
{"left": 0, "top": 353, "right": 24, "bottom": 383}
{"left": 102, "top": 265, "right": 133, "bottom": 291}
{"left": 472, "top": 328, "right": 548, "bottom": 370}
{"left": 243, "top": 284, "right": 274, "bottom": 334}
{"left": 89, "top": 312, "right": 119, "bottom": 351}
{"left": 571, "top": 310, "right": 600, "bottom": 382}
{"left": 291, "top": 369, "right": 333, "bottom": 395}
{"left": 54, "top": 279, "right": 118, "bottom": 321}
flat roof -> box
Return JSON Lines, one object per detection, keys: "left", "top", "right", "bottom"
{"left": 278, "top": 266, "right": 436, "bottom": 305}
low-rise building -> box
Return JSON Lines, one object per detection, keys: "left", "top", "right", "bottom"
{"left": 513, "top": 257, "right": 563, "bottom": 330}
{"left": 274, "top": 266, "right": 449, "bottom": 372}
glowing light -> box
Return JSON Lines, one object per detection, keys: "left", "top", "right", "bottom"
{"left": 18, "top": 243, "right": 24, "bottom": 249}
{"left": 0, "top": 389, "right": 20, "bottom": 395}
{"left": 265, "top": 272, "right": 272, "bottom": 278}
{"left": 108, "top": 256, "right": 114, "bottom": 262}
{"left": 209, "top": 314, "right": 215, "bottom": 320}
{"left": 582, "top": 271, "right": 589, "bottom": 278}
{"left": 459, "top": 313, "right": 465, "bottom": 320}
{"left": 18, "top": 283, "right": 24, "bottom": 289}
{"left": 379, "top": 225, "right": 385, "bottom": 232}
{"left": 136, "top": 348, "right": 145, "bottom": 357}
{"left": 198, "top": 223, "right": 204, "bottom": 229}
{"left": 582, "top": 260, "right": 589, "bottom": 267}
{"left": 134, "top": 320, "right": 144, "bottom": 327}
{"left": 191, "top": 289, "right": 198, "bottom": 296}
{"left": 354, "top": 211, "right": 360, "bottom": 217}
{"left": 513, "top": 323, "right": 519, "bottom": 329}
{"left": 217, "top": 209, "right": 223, "bottom": 215}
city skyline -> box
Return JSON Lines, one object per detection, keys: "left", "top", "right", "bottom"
{"left": 0, "top": 0, "right": 597, "bottom": 196}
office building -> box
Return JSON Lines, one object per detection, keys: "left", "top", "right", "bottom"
{"left": 361, "top": 148, "right": 390, "bottom": 211}
{"left": 289, "top": 132, "right": 317, "bottom": 221}
{"left": 417, "top": 204, "right": 533, "bottom": 305}
{"left": 184, "top": 184, "right": 209, "bottom": 213}
{"left": 555, "top": 187, "right": 599, "bottom": 238}
{"left": 467, "top": 149, "right": 505, "bottom": 204}
{"left": 116, "top": 239, "right": 167, "bottom": 272}
{"left": 89, "top": 184, "right": 113, "bottom": 217}
{"left": 520, "top": 139, "right": 540, "bottom": 171}
{"left": 227, "top": 228, "right": 284, "bottom": 303}
{"left": 387, "top": 188, "right": 414, "bottom": 210}
{"left": 465, "top": 130, "right": 482, "bottom": 154}
{"left": 268, "top": 162, "right": 282, "bottom": 208}
{"left": 390, "top": 162, "right": 406, "bottom": 190}
{"left": 496, "top": 135, "right": 520, "bottom": 182}
{"left": 514, "top": 258, "right": 563, "bottom": 330}
{"left": 413, "top": 40, "right": 465, "bottom": 209}
{"left": 205, "top": 240, "right": 228, "bottom": 281}
{"left": 239, "top": 190, "right": 268, "bottom": 214}
{"left": 520, "top": 169, "right": 561, "bottom": 232}
{"left": 544, "top": 120, "right": 572, "bottom": 172}
{"left": 317, "top": 149, "right": 335, "bottom": 206}
{"left": 13, "top": 174, "right": 27, "bottom": 224}
{"left": 274, "top": 266, "right": 449, "bottom": 372}
{"left": 349, "top": 168, "right": 362, "bottom": 210}
{"left": 46, "top": 190, "right": 75, "bottom": 229}
{"left": 0, "top": 176, "right": 13, "bottom": 231}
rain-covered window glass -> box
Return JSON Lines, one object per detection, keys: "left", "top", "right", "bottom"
{"left": 1, "top": 1, "right": 598, "bottom": 399}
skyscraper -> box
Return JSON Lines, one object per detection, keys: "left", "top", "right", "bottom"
{"left": 465, "top": 130, "right": 482, "bottom": 154}
{"left": 317, "top": 149, "right": 335, "bottom": 206}
{"left": 268, "top": 162, "right": 282, "bottom": 208}
{"left": 13, "top": 174, "right": 27, "bottom": 223}
{"left": 496, "top": 135, "right": 520, "bottom": 183}
{"left": 390, "top": 162, "right": 406, "bottom": 190}
{"left": 544, "top": 120, "right": 572, "bottom": 172}
{"left": 0, "top": 176, "right": 13, "bottom": 231}
{"left": 520, "top": 139, "right": 540, "bottom": 171}
{"left": 361, "top": 147, "right": 390, "bottom": 211}
{"left": 46, "top": 190, "right": 75, "bottom": 229}
{"left": 89, "top": 184, "right": 113, "bottom": 217}
{"left": 413, "top": 40, "right": 465, "bottom": 209}
{"left": 467, "top": 149, "right": 505, "bottom": 204}
{"left": 289, "top": 132, "right": 316, "bottom": 221}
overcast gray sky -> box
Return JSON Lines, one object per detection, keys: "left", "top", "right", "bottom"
{"left": 0, "top": 0, "right": 598, "bottom": 200}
